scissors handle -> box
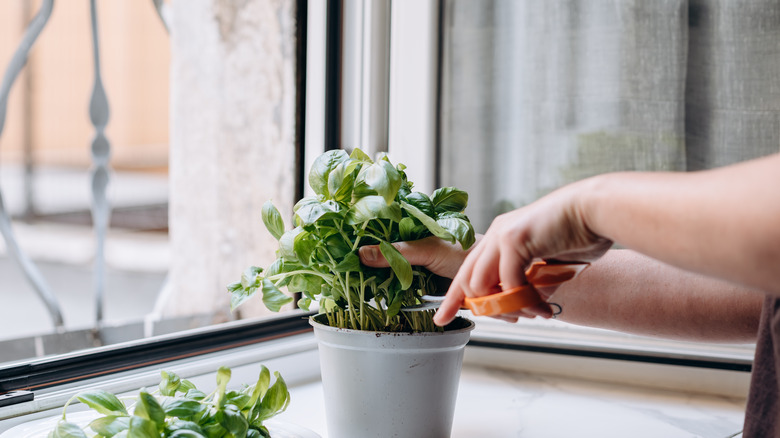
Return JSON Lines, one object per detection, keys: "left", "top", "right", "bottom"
{"left": 461, "top": 260, "right": 589, "bottom": 316}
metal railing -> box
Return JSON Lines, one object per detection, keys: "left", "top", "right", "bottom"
{"left": 0, "top": 1, "right": 169, "bottom": 334}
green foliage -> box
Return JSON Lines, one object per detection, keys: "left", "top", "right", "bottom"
{"left": 228, "top": 148, "right": 475, "bottom": 332}
{"left": 49, "top": 366, "right": 290, "bottom": 438}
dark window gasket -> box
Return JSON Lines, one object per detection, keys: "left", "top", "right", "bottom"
{"left": 0, "top": 312, "right": 314, "bottom": 395}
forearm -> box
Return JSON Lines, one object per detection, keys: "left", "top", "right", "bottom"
{"left": 582, "top": 153, "right": 780, "bottom": 295}
{"left": 550, "top": 250, "right": 763, "bottom": 342}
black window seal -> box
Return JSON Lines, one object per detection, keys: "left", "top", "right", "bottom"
{"left": 0, "top": 311, "right": 315, "bottom": 395}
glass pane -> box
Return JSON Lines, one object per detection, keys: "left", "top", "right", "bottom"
{"left": 0, "top": 2, "right": 302, "bottom": 367}
{"left": 440, "top": 0, "right": 780, "bottom": 233}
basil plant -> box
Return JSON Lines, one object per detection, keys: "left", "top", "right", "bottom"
{"left": 228, "top": 148, "right": 475, "bottom": 332}
{"left": 49, "top": 366, "right": 289, "bottom": 438}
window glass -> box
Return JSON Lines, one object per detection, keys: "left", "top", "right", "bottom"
{"left": 439, "top": 0, "right": 780, "bottom": 232}
{"left": 0, "top": 2, "right": 302, "bottom": 367}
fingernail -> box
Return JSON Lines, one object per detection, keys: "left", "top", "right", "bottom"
{"left": 362, "top": 246, "right": 378, "bottom": 263}
{"left": 433, "top": 313, "right": 448, "bottom": 327}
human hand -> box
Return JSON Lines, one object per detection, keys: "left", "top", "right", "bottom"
{"left": 433, "top": 180, "right": 613, "bottom": 326}
{"left": 358, "top": 235, "right": 480, "bottom": 279}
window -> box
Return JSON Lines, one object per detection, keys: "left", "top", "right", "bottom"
{"left": 1, "top": 0, "right": 771, "bottom": 424}
{"left": 0, "top": 1, "right": 308, "bottom": 369}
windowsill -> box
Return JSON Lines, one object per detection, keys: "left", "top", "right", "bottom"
{"left": 0, "top": 326, "right": 749, "bottom": 437}
{"left": 282, "top": 363, "right": 746, "bottom": 438}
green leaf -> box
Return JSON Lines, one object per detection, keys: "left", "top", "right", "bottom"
{"left": 162, "top": 398, "right": 203, "bottom": 417}
{"left": 294, "top": 199, "right": 340, "bottom": 226}
{"left": 246, "top": 365, "right": 271, "bottom": 417}
{"left": 247, "top": 428, "right": 263, "bottom": 438}
{"left": 202, "top": 422, "right": 227, "bottom": 438}
{"left": 279, "top": 227, "right": 304, "bottom": 261}
{"left": 333, "top": 251, "right": 361, "bottom": 272}
{"left": 431, "top": 187, "right": 469, "bottom": 213}
{"left": 159, "top": 370, "right": 181, "bottom": 396}
{"left": 261, "top": 201, "right": 286, "bottom": 241}
{"left": 292, "top": 229, "right": 316, "bottom": 265}
{"left": 355, "top": 160, "right": 402, "bottom": 205}
{"left": 400, "top": 201, "right": 454, "bottom": 243}
{"left": 184, "top": 389, "right": 207, "bottom": 401}
{"left": 215, "top": 366, "right": 231, "bottom": 409}
{"left": 379, "top": 241, "right": 413, "bottom": 290}
{"left": 133, "top": 392, "right": 165, "bottom": 427}
{"left": 169, "top": 430, "right": 206, "bottom": 438}
{"left": 218, "top": 405, "right": 248, "bottom": 437}
{"left": 230, "top": 284, "right": 257, "bottom": 311}
{"left": 309, "top": 149, "right": 349, "bottom": 197}
{"left": 254, "top": 372, "right": 290, "bottom": 422}
{"left": 261, "top": 278, "right": 294, "bottom": 311}
{"left": 436, "top": 212, "right": 476, "bottom": 250}
{"left": 327, "top": 162, "right": 356, "bottom": 203}
{"left": 179, "top": 379, "right": 196, "bottom": 393}
{"left": 349, "top": 147, "right": 373, "bottom": 162}
{"left": 167, "top": 419, "right": 203, "bottom": 434}
{"left": 404, "top": 192, "right": 435, "bottom": 218}
{"left": 127, "top": 416, "right": 157, "bottom": 438}
{"left": 88, "top": 416, "right": 130, "bottom": 437}
{"left": 345, "top": 196, "right": 402, "bottom": 224}
{"left": 240, "top": 266, "right": 263, "bottom": 289}
{"left": 297, "top": 296, "right": 312, "bottom": 311}
{"left": 77, "top": 390, "right": 128, "bottom": 416}
{"left": 49, "top": 421, "right": 88, "bottom": 438}
{"left": 398, "top": 217, "right": 427, "bottom": 242}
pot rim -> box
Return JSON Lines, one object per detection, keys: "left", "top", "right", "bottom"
{"left": 309, "top": 313, "right": 475, "bottom": 336}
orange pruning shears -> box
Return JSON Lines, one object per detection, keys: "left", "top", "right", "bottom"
{"left": 402, "top": 260, "right": 590, "bottom": 316}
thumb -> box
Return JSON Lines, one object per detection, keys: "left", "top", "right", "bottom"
{"left": 359, "top": 245, "right": 389, "bottom": 268}
{"left": 359, "top": 236, "right": 477, "bottom": 279}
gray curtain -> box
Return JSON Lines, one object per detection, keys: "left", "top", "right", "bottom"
{"left": 440, "top": 0, "right": 780, "bottom": 233}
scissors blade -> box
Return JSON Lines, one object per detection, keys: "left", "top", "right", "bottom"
{"left": 400, "top": 295, "right": 445, "bottom": 312}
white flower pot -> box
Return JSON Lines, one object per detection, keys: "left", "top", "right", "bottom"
{"left": 310, "top": 314, "right": 475, "bottom": 438}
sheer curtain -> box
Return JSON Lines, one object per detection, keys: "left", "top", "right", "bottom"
{"left": 440, "top": 0, "right": 780, "bottom": 232}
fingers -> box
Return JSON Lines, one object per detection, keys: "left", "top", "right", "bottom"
{"left": 358, "top": 245, "right": 389, "bottom": 268}
{"left": 433, "top": 287, "right": 465, "bottom": 326}
{"left": 358, "top": 236, "right": 478, "bottom": 278}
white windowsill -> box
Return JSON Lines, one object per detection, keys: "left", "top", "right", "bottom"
{"left": 0, "top": 325, "right": 748, "bottom": 437}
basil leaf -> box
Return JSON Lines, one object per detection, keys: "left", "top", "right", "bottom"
{"left": 77, "top": 390, "right": 128, "bottom": 416}
{"left": 49, "top": 421, "right": 87, "bottom": 438}
{"left": 246, "top": 365, "right": 271, "bottom": 418}
{"left": 279, "top": 227, "right": 304, "bottom": 261}
{"left": 436, "top": 212, "right": 476, "bottom": 250}
{"left": 127, "top": 416, "right": 157, "bottom": 438}
{"left": 218, "top": 405, "right": 249, "bottom": 437}
{"left": 255, "top": 373, "right": 290, "bottom": 422}
{"left": 404, "top": 192, "right": 435, "bottom": 218}
{"left": 349, "top": 147, "right": 373, "bottom": 162}
{"left": 159, "top": 370, "right": 181, "bottom": 396}
{"left": 215, "top": 366, "right": 231, "bottom": 409}
{"left": 169, "top": 430, "right": 206, "bottom": 438}
{"left": 260, "top": 278, "right": 293, "bottom": 311}
{"left": 162, "top": 398, "right": 203, "bottom": 417}
{"left": 292, "top": 229, "right": 316, "bottom": 266}
{"left": 379, "top": 241, "right": 412, "bottom": 290}
{"left": 134, "top": 392, "right": 165, "bottom": 427}
{"left": 400, "top": 201, "right": 454, "bottom": 243}
{"left": 333, "top": 251, "right": 361, "bottom": 272}
{"left": 294, "top": 199, "right": 340, "bottom": 226}
{"left": 261, "top": 201, "right": 285, "bottom": 241}
{"left": 309, "top": 149, "right": 349, "bottom": 197}
{"left": 88, "top": 415, "right": 130, "bottom": 437}
{"left": 239, "top": 266, "right": 262, "bottom": 289}
{"left": 431, "top": 187, "right": 468, "bottom": 213}
{"left": 356, "top": 160, "right": 402, "bottom": 205}
{"left": 167, "top": 419, "right": 203, "bottom": 433}
{"left": 345, "top": 196, "right": 402, "bottom": 224}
